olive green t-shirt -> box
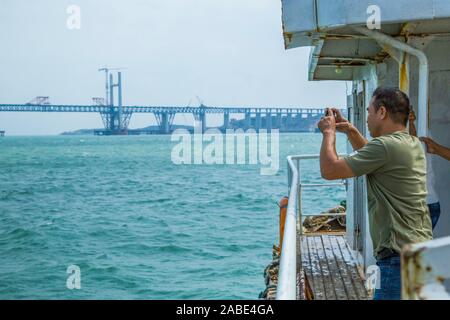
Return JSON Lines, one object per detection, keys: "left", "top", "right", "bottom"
{"left": 344, "top": 131, "right": 432, "bottom": 258}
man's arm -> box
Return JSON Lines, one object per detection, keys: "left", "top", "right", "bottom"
{"left": 420, "top": 137, "right": 450, "bottom": 161}
{"left": 332, "top": 108, "right": 368, "bottom": 150}
{"left": 318, "top": 109, "right": 356, "bottom": 180}
{"left": 320, "top": 132, "right": 356, "bottom": 180}
{"left": 346, "top": 125, "right": 369, "bottom": 151}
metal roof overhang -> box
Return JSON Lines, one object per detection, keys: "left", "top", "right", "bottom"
{"left": 281, "top": 0, "right": 450, "bottom": 80}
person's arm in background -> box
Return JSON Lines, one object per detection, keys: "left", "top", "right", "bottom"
{"left": 420, "top": 137, "right": 450, "bottom": 161}
{"left": 332, "top": 108, "right": 368, "bottom": 151}
{"left": 409, "top": 110, "right": 450, "bottom": 161}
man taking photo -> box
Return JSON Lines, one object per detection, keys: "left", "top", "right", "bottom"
{"left": 317, "top": 87, "right": 433, "bottom": 300}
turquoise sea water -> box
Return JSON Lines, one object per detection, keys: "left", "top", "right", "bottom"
{"left": 0, "top": 133, "right": 345, "bottom": 299}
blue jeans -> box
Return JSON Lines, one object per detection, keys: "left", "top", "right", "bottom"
{"left": 428, "top": 202, "right": 441, "bottom": 230}
{"left": 374, "top": 255, "right": 401, "bottom": 300}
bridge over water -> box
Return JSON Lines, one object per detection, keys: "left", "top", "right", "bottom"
{"left": 0, "top": 71, "right": 341, "bottom": 135}
{"left": 0, "top": 103, "right": 334, "bottom": 135}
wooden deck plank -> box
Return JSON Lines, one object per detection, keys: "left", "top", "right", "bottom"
{"left": 321, "top": 235, "right": 352, "bottom": 300}
{"left": 336, "top": 237, "right": 369, "bottom": 299}
{"left": 300, "top": 235, "right": 315, "bottom": 298}
{"left": 298, "top": 234, "right": 369, "bottom": 300}
{"left": 305, "top": 236, "right": 327, "bottom": 299}
{"left": 312, "top": 236, "right": 337, "bottom": 299}
{"left": 328, "top": 235, "right": 360, "bottom": 300}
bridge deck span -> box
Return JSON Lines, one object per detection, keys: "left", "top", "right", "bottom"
{"left": 0, "top": 104, "right": 336, "bottom": 115}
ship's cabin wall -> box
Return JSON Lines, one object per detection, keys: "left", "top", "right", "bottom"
{"left": 409, "top": 37, "right": 450, "bottom": 239}
{"left": 348, "top": 36, "right": 450, "bottom": 268}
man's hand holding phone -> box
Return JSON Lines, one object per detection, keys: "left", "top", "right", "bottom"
{"left": 332, "top": 108, "right": 355, "bottom": 134}
{"left": 318, "top": 108, "right": 336, "bottom": 135}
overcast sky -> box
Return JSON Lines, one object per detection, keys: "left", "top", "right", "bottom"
{"left": 0, "top": 0, "right": 348, "bottom": 135}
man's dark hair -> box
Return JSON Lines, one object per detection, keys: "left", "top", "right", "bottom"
{"left": 371, "top": 87, "right": 410, "bottom": 126}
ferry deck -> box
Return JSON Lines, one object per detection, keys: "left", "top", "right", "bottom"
{"left": 273, "top": 0, "right": 450, "bottom": 300}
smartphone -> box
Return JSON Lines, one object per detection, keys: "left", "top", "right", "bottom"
{"left": 324, "top": 108, "right": 336, "bottom": 117}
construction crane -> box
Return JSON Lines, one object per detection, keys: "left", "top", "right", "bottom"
{"left": 98, "top": 66, "right": 127, "bottom": 106}
{"left": 26, "top": 96, "right": 51, "bottom": 105}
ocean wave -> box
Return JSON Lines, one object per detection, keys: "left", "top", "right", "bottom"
{"left": 0, "top": 189, "right": 35, "bottom": 200}
{"left": 0, "top": 134, "right": 342, "bottom": 299}
{"left": 127, "top": 198, "right": 172, "bottom": 205}
{"left": 155, "top": 244, "right": 193, "bottom": 254}
{"left": 193, "top": 249, "right": 227, "bottom": 260}
{"left": 222, "top": 244, "right": 242, "bottom": 253}
{"left": 93, "top": 265, "right": 119, "bottom": 273}
{"left": 109, "top": 243, "right": 193, "bottom": 255}
{"left": 5, "top": 227, "right": 41, "bottom": 239}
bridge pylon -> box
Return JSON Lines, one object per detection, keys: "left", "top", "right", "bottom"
{"left": 192, "top": 105, "right": 207, "bottom": 133}
{"left": 95, "top": 71, "right": 131, "bottom": 135}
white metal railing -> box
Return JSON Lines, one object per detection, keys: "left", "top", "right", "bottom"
{"left": 402, "top": 236, "right": 450, "bottom": 300}
{"left": 276, "top": 154, "right": 347, "bottom": 300}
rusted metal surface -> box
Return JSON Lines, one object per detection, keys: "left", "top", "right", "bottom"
{"left": 296, "top": 228, "right": 306, "bottom": 300}
{"left": 299, "top": 234, "right": 369, "bottom": 300}
{"left": 302, "top": 204, "right": 346, "bottom": 234}
{"left": 401, "top": 236, "right": 450, "bottom": 300}
{"left": 399, "top": 52, "right": 410, "bottom": 94}
{"left": 284, "top": 32, "right": 293, "bottom": 45}
{"left": 260, "top": 245, "right": 280, "bottom": 300}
